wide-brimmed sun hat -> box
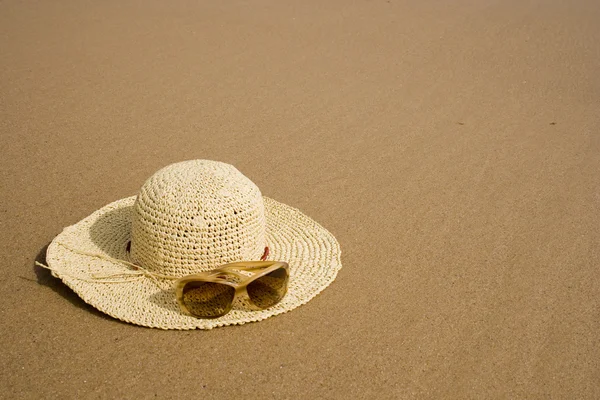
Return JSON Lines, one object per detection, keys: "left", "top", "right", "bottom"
{"left": 42, "top": 160, "right": 342, "bottom": 329}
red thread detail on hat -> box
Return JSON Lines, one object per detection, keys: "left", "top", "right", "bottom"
{"left": 125, "top": 241, "right": 138, "bottom": 270}
{"left": 260, "top": 247, "right": 269, "bottom": 261}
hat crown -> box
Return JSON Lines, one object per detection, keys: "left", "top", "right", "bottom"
{"left": 129, "top": 160, "right": 266, "bottom": 276}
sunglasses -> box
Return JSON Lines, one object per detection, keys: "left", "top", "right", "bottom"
{"left": 175, "top": 261, "right": 289, "bottom": 318}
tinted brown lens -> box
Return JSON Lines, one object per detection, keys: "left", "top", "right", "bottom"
{"left": 247, "top": 267, "right": 288, "bottom": 309}
{"left": 182, "top": 282, "right": 235, "bottom": 318}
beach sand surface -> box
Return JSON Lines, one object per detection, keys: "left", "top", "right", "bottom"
{"left": 1, "top": 0, "right": 599, "bottom": 398}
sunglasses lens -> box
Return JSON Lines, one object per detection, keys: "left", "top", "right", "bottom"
{"left": 247, "top": 267, "right": 288, "bottom": 309}
{"left": 182, "top": 282, "right": 235, "bottom": 318}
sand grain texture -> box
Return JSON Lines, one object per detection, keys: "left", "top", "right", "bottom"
{"left": 1, "top": 0, "right": 599, "bottom": 398}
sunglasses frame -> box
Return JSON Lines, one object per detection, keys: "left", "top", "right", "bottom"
{"left": 174, "top": 261, "right": 289, "bottom": 318}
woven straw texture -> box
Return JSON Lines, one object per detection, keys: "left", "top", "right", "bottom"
{"left": 45, "top": 160, "right": 342, "bottom": 330}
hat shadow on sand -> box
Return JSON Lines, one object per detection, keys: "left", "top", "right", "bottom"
{"left": 87, "top": 204, "right": 258, "bottom": 315}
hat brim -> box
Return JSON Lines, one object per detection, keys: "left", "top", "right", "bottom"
{"left": 45, "top": 196, "right": 341, "bottom": 330}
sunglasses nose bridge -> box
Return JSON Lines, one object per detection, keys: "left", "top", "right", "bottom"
{"left": 228, "top": 285, "right": 259, "bottom": 312}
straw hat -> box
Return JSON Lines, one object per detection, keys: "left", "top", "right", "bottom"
{"left": 43, "top": 160, "right": 341, "bottom": 329}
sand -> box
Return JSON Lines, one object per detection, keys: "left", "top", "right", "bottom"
{"left": 1, "top": 0, "right": 599, "bottom": 398}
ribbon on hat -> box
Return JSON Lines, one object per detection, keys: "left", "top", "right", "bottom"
{"left": 36, "top": 241, "right": 179, "bottom": 286}
{"left": 36, "top": 242, "right": 274, "bottom": 286}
